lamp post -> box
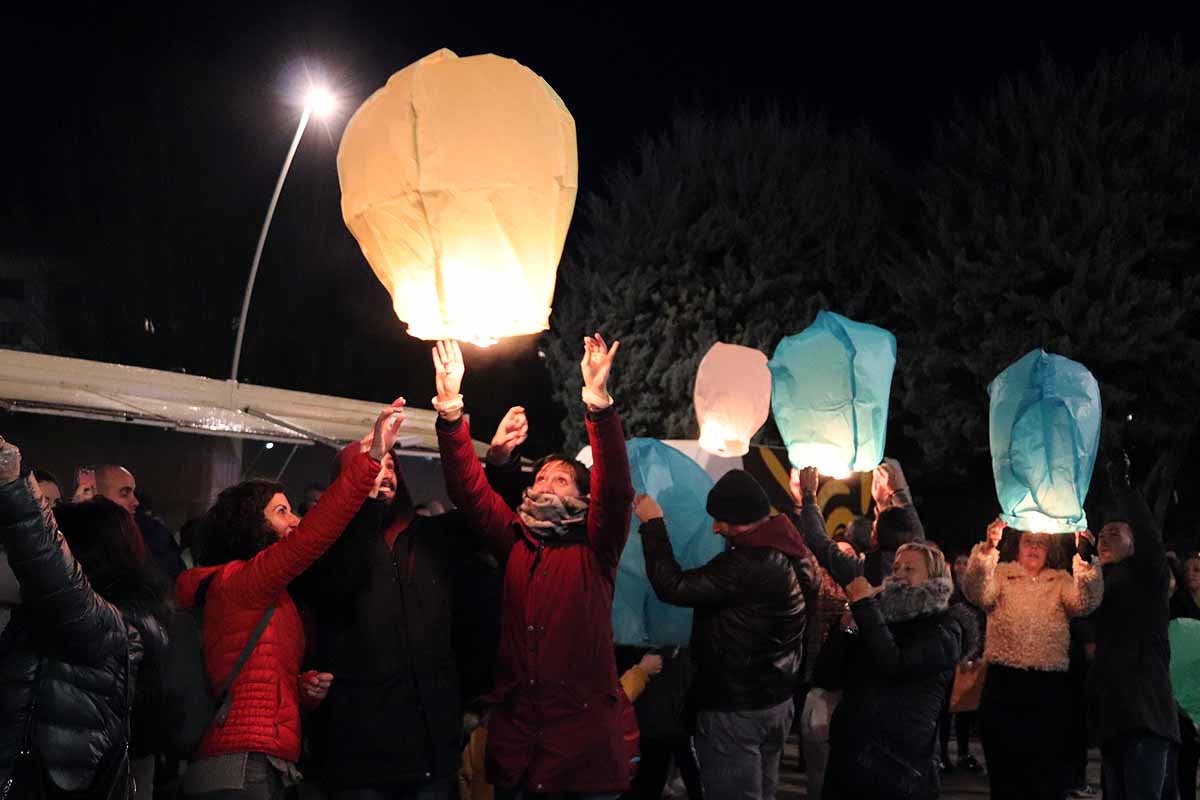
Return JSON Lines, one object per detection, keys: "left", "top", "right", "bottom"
{"left": 230, "top": 87, "right": 337, "bottom": 381}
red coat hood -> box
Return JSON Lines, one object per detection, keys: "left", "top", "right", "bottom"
{"left": 734, "top": 514, "right": 812, "bottom": 560}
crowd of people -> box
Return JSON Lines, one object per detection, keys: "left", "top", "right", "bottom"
{"left": 0, "top": 333, "right": 1192, "bottom": 800}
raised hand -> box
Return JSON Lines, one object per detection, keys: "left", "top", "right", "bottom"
{"left": 487, "top": 406, "right": 529, "bottom": 466}
{"left": 871, "top": 458, "right": 907, "bottom": 509}
{"left": 0, "top": 437, "right": 20, "bottom": 484}
{"left": 789, "top": 467, "right": 820, "bottom": 504}
{"left": 580, "top": 333, "right": 620, "bottom": 406}
{"left": 369, "top": 398, "right": 406, "bottom": 461}
{"left": 983, "top": 517, "right": 1005, "bottom": 553}
{"left": 633, "top": 493, "right": 664, "bottom": 524}
{"left": 432, "top": 340, "right": 465, "bottom": 402}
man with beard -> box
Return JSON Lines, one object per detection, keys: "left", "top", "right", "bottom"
{"left": 293, "top": 438, "right": 475, "bottom": 800}
{"left": 294, "top": 409, "right": 525, "bottom": 800}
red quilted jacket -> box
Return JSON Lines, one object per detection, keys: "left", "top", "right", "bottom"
{"left": 174, "top": 450, "right": 378, "bottom": 762}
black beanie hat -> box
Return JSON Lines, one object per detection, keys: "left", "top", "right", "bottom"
{"left": 706, "top": 470, "right": 771, "bottom": 525}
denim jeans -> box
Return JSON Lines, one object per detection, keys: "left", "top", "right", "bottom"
{"left": 1101, "top": 733, "right": 1173, "bottom": 800}
{"left": 694, "top": 698, "right": 795, "bottom": 800}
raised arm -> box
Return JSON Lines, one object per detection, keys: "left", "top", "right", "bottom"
{"left": 578, "top": 334, "right": 633, "bottom": 570}
{"left": 0, "top": 442, "right": 125, "bottom": 664}
{"left": 1061, "top": 551, "right": 1104, "bottom": 617}
{"left": 433, "top": 341, "right": 521, "bottom": 560}
{"left": 789, "top": 467, "right": 862, "bottom": 586}
{"left": 640, "top": 518, "right": 745, "bottom": 607}
{"left": 962, "top": 519, "right": 1004, "bottom": 613}
{"left": 218, "top": 402, "right": 401, "bottom": 609}
{"left": 872, "top": 459, "right": 926, "bottom": 542}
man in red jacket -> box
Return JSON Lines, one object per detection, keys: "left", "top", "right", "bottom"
{"left": 432, "top": 334, "right": 635, "bottom": 800}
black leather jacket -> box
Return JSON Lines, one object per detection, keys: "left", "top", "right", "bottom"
{"left": 641, "top": 515, "right": 812, "bottom": 712}
{"left": 0, "top": 475, "right": 155, "bottom": 793}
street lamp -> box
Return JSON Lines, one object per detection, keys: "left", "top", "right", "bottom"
{"left": 230, "top": 85, "right": 338, "bottom": 381}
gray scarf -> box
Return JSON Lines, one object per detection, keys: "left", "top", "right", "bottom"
{"left": 875, "top": 575, "right": 953, "bottom": 623}
{"left": 518, "top": 489, "right": 590, "bottom": 539}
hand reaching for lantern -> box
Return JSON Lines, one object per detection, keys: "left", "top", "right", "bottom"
{"left": 368, "top": 398, "right": 406, "bottom": 461}
{"left": 638, "top": 653, "right": 665, "bottom": 677}
{"left": 871, "top": 458, "right": 908, "bottom": 510}
{"left": 789, "top": 467, "right": 820, "bottom": 505}
{"left": 432, "top": 340, "right": 466, "bottom": 402}
{"left": 580, "top": 333, "right": 620, "bottom": 409}
{"left": 633, "top": 494, "right": 664, "bottom": 524}
{"left": 487, "top": 407, "right": 529, "bottom": 466}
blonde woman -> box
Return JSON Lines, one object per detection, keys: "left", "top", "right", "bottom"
{"left": 963, "top": 519, "right": 1103, "bottom": 800}
{"left": 793, "top": 468, "right": 973, "bottom": 800}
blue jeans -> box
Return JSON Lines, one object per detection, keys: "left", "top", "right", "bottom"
{"left": 1101, "top": 733, "right": 1173, "bottom": 800}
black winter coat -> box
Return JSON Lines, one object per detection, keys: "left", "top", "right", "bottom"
{"left": 798, "top": 493, "right": 961, "bottom": 800}
{"left": 295, "top": 501, "right": 479, "bottom": 789}
{"left": 641, "top": 515, "right": 812, "bottom": 713}
{"left": 817, "top": 601, "right": 961, "bottom": 800}
{"left": 1087, "top": 479, "right": 1180, "bottom": 747}
{"left": 0, "top": 476, "right": 159, "bottom": 795}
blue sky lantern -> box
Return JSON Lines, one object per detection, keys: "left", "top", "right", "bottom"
{"left": 613, "top": 438, "right": 723, "bottom": 646}
{"left": 768, "top": 311, "right": 897, "bottom": 478}
{"left": 989, "top": 349, "right": 1101, "bottom": 533}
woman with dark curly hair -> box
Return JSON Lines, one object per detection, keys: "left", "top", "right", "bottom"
{"left": 0, "top": 438, "right": 171, "bottom": 800}
{"left": 174, "top": 399, "right": 405, "bottom": 800}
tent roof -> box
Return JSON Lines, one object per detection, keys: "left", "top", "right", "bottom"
{"left": 0, "top": 349, "right": 485, "bottom": 456}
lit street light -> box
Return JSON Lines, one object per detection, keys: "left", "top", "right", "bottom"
{"left": 230, "top": 84, "right": 338, "bottom": 381}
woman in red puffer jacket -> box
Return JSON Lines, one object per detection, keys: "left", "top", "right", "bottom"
{"left": 175, "top": 399, "right": 405, "bottom": 800}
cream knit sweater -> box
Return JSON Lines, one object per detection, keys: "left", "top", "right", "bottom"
{"left": 963, "top": 543, "right": 1103, "bottom": 672}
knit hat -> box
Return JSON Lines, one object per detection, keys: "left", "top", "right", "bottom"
{"left": 706, "top": 470, "right": 771, "bottom": 525}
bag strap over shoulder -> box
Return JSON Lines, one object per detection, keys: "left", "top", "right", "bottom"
{"left": 213, "top": 604, "right": 276, "bottom": 726}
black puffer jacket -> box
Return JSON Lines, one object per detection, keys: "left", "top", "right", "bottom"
{"left": 0, "top": 475, "right": 152, "bottom": 794}
{"left": 641, "top": 514, "right": 813, "bottom": 712}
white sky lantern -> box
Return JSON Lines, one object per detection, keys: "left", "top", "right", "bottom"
{"left": 337, "top": 48, "right": 578, "bottom": 346}
{"left": 694, "top": 342, "right": 771, "bottom": 457}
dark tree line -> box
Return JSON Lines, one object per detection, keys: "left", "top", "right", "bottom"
{"left": 545, "top": 40, "right": 1200, "bottom": 536}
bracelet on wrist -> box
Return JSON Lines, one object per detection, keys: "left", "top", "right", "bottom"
{"left": 581, "top": 386, "right": 613, "bottom": 409}
{"left": 432, "top": 394, "right": 465, "bottom": 419}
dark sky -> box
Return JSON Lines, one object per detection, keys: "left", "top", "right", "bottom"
{"left": 2, "top": 2, "right": 1194, "bottom": 453}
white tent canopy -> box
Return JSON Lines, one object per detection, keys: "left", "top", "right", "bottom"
{"left": 0, "top": 350, "right": 484, "bottom": 456}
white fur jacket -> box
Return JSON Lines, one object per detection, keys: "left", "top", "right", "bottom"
{"left": 963, "top": 543, "right": 1103, "bottom": 672}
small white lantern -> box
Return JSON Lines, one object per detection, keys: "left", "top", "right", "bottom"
{"left": 694, "top": 342, "right": 772, "bottom": 457}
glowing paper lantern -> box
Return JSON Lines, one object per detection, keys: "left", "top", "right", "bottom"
{"left": 613, "top": 439, "right": 723, "bottom": 646}
{"left": 337, "top": 48, "right": 578, "bottom": 345}
{"left": 694, "top": 343, "right": 771, "bottom": 457}
{"left": 989, "top": 349, "right": 1101, "bottom": 533}
{"left": 768, "top": 311, "right": 896, "bottom": 478}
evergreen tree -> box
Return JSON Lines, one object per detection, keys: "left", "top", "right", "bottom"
{"left": 545, "top": 107, "right": 898, "bottom": 449}
{"left": 890, "top": 40, "right": 1200, "bottom": 524}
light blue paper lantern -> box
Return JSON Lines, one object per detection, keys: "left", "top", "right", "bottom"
{"left": 613, "top": 438, "right": 723, "bottom": 646}
{"left": 988, "top": 349, "right": 1101, "bottom": 533}
{"left": 768, "top": 311, "right": 897, "bottom": 477}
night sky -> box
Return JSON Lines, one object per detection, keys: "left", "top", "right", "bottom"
{"left": 2, "top": 3, "right": 1193, "bottom": 454}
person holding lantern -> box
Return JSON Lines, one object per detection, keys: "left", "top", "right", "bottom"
{"left": 791, "top": 466, "right": 969, "bottom": 800}
{"left": 1087, "top": 459, "right": 1180, "bottom": 800}
{"left": 865, "top": 459, "right": 927, "bottom": 586}
{"left": 634, "top": 468, "right": 813, "bottom": 800}
{"left": 962, "top": 518, "right": 1103, "bottom": 800}
{"left": 432, "top": 334, "right": 635, "bottom": 800}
